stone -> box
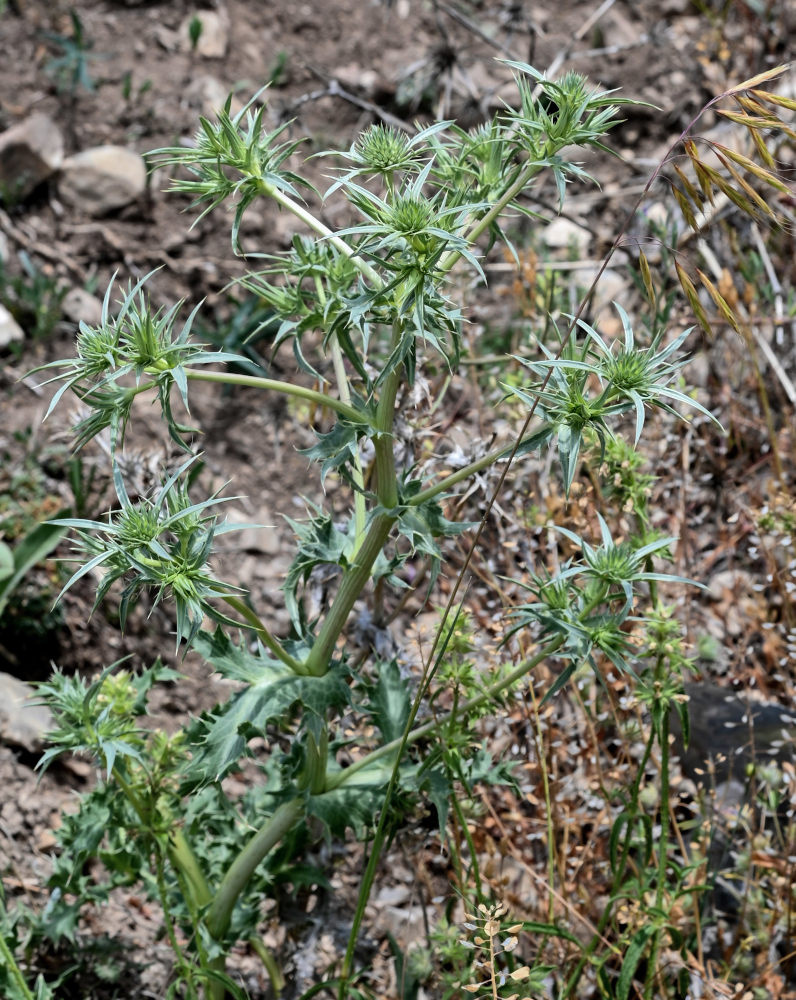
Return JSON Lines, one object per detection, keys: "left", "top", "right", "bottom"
{"left": 671, "top": 682, "right": 796, "bottom": 786}
{"left": 179, "top": 11, "right": 229, "bottom": 58}
{"left": 184, "top": 74, "right": 239, "bottom": 117}
{"left": 0, "top": 302, "right": 24, "bottom": 349}
{"left": 0, "top": 113, "right": 64, "bottom": 202}
{"left": 225, "top": 508, "right": 280, "bottom": 555}
{"left": 0, "top": 671, "right": 53, "bottom": 752}
{"left": 542, "top": 217, "right": 591, "bottom": 256}
{"left": 62, "top": 287, "right": 104, "bottom": 327}
{"left": 58, "top": 145, "right": 147, "bottom": 216}
{"left": 331, "top": 64, "right": 381, "bottom": 98}
{"left": 577, "top": 267, "right": 629, "bottom": 319}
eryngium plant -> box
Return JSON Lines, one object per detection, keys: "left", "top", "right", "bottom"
{"left": 29, "top": 61, "right": 792, "bottom": 1000}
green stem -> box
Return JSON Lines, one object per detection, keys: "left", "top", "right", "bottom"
{"left": 184, "top": 369, "right": 364, "bottom": 424}
{"left": 644, "top": 659, "right": 671, "bottom": 1000}
{"left": 438, "top": 160, "right": 546, "bottom": 276}
{"left": 329, "top": 338, "right": 368, "bottom": 550}
{"left": 154, "top": 848, "right": 200, "bottom": 996}
{"left": 111, "top": 767, "right": 217, "bottom": 997}
{"left": 311, "top": 273, "right": 367, "bottom": 551}
{"left": 325, "top": 636, "right": 565, "bottom": 792}
{"left": 449, "top": 761, "right": 484, "bottom": 901}
{"left": 221, "top": 594, "right": 305, "bottom": 673}
{"left": 563, "top": 724, "right": 657, "bottom": 997}
{"left": 338, "top": 823, "right": 391, "bottom": 999}
{"left": 169, "top": 827, "right": 214, "bottom": 910}
{"left": 303, "top": 327, "right": 403, "bottom": 678}
{"left": 206, "top": 797, "right": 305, "bottom": 942}
{"left": 0, "top": 922, "right": 35, "bottom": 1000}
{"left": 111, "top": 766, "right": 211, "bottom": 909}
{"left": 248, "top": 936, "right": 285, "bottom": 995}
{"left": 304, "top": 511, "right": 396, "bottom": 677}
{"left": 407, "top": 427, "right": 551, "bottom": 507}
{"left": 257, "top": 179, "right": 382, "bottom": 286}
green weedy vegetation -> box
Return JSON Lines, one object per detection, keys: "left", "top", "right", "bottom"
{"left": 5, "top": 59, "right": 791, "bottom": 1000}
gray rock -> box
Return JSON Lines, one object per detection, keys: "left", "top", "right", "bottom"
{"left": 671, "top": 682, "right": 796, "bottom": 786}
{"left": 62, "top": 287, "right": 104, "bottom": 327}
{"left": 0, "top": 671, "right": 52, "bottom": 752}
{"left": 543, "top": 217, "right": 591, "bottom": 256}
{"left": 58, "top": 145, "right": 147, "bottom": 216}
{"left": 0, "top": 113, "right": 64, "bottom": 202}
{"left": 0, "top": 302, "right": 24, "bottom": 349}
{"left": 576, "top": 267, "right": 629, "bottom": 319}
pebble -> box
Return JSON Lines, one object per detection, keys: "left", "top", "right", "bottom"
{"left": 542, "top": 217, "right": 591, "bottom": 256}
{"left": 0, "top": 302, "right": 25, "bottom": 349}
{"left": 62, "top": 287, "right": 104, "bottom": 327}
{"left": 0, "top": 671, "right": 53, "bottom": 752}
{"left": 58, "top": 145, "right": 147, "bottom": 216}
{"left": 577, "top": 267, "right": 629, "bottom": 319}
{"left": 0, "top": 113, "right": 64, "bottom": 201}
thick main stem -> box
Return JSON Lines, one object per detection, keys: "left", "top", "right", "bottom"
{"left": 206, "top": 797, "right": 305, "bottom": 942}
{"left": 303, "top": 330, "right": 403, "bottom": 678}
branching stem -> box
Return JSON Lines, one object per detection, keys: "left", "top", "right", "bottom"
{"left": 184, "top": 369, "right": 364, "bottom": 423}
{"left": 325, "top": 635, "right": 565, "bottom": 791}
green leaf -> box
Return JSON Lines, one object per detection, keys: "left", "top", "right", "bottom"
{"left": 422, "top": 766, "right": 451, "bottom": 836}
{"left": 394, "top": 483, "right": 474, "bottom": 592}
{"left": 369, "top": 660, "right": 410, "bottom": 744}
{"left": 0, "top": 542, "right": 13, "bottom": 582}
{"left": 187, "top": 629, "right": 350, "bottom": 785}
{"left": 283, "top": 503, "right": 356, "bottom": 626}
{"left": 309, "top": 758, "right": 395, "bottom": 839}
{"left": 0, "top": 514, "right": 69, "bottom": 618}
{"left": 617, "top": 924, "right": 657, "bottom": 1000}
{"left": 300, "top": 420, "right": 362, "bottom": 486}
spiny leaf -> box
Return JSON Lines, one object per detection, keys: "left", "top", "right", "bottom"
{"left": 309, "top": 759, "right": 395, "bottom": 839}
{"left": 185, "top": 629, "right": 350, "bottom": 785}
{"left": 299, "top": 420, "right": 362, "bottom": 486}
{"left": 368, "top": 659, "right": 410, "bottom": 744}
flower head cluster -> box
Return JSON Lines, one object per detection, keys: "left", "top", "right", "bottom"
{"left": 37, "top": 271, "right": 238, "bottom": 453}
{"left": 506, "top": 304, "right": 719, "bottom": 493}
{"left": 53, "top": 456, "right": 244, "bottom": 648}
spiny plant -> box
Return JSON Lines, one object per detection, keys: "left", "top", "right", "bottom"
{"left": 15, "top": 59, "right": 793, "bottom": 1000}
{"left": 42, "top": 10, "right": 98, "bottom": 96}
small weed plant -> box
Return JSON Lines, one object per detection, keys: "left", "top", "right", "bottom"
{"left": 12, "top": 60, "right": 793, "bottom": 1000}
